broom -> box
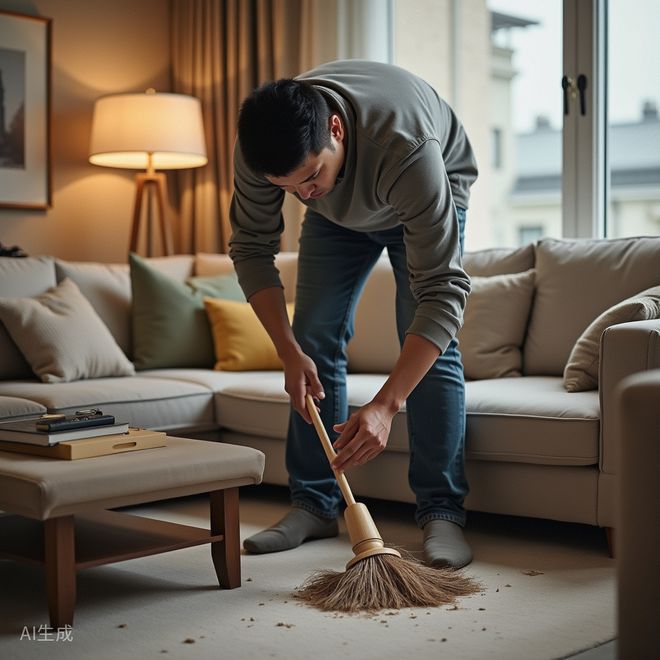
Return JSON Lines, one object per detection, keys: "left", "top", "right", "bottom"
{"left": 295, "top": 394, "right": 481, "bottom": 612}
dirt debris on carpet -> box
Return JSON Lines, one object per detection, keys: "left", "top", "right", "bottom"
{"left": 522, "top": 569, "right": 545, "bottom": 576}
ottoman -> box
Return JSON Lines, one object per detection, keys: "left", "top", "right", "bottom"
{"left": 0, "top": 436, "right": 265, "bottom": 627}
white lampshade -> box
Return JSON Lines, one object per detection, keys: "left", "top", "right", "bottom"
{"left": 89, "top": 91, "right": 207, "bottom": 170}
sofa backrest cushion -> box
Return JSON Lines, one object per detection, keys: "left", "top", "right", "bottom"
{"left": 347, "top": 246, "right": 537, "bottom": 374}
{"left": 0, "top": 277, "right": 136, "bottom": 383}
{"left": 195, "top": 252, "right": 299, "bottom": 303}
{"left": 347, "top": 256, "right": 400, "bottom": 373}
{"left": 459, "top": 270, "right": 536, "bottom": 380}
{"left": 0, "top": 257, "right": 57, "bottom": 379}
{"left": 55, "top": 255, "right": 195, "bottom": 359}
{"left": 55, "top": 260, "right": 132, "bottom": 355}
{"left": 462, "top": 244, "right": 535, "bottom": 276}
{"left": 524, "top": 236, "right": 660, "bottom": 375}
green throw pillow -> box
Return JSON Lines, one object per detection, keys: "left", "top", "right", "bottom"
{"left": 129, "top": 253, "right": 245, "bottom": 370}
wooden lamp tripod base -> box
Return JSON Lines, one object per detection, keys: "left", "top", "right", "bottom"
{"left": 129, "top": 171, "right": 174, "bottom": 256}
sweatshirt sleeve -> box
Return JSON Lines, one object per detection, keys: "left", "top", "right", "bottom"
{"left": 382, "top": 139, "right": 471, "bottom": 353}
{"left": 228, "top": 141, "right": 286, "bottom": 299}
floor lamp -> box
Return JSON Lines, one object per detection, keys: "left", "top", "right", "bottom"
{"left": 88, "top": 90, "right": 207, "bottom": 256}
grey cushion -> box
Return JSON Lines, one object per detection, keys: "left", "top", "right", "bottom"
{"left": 0, "top": 396, "right": 47, "bottom": 420}
{"left": 459, "top": 270, "right": 536, "bottom": 379}
{"left": 0, "top": 376, "right": 214, "bottom": 431}
{"left": 0, "top": 278, "right": 136, "bottom": 383}
{"left": 564, "top": 285, "right": 660, "bottom": 392}
{"left": 0, "top": 257, "right": 57, "bottom": 379}
{"left": 55, "top": 260, "right": 133, "bottom": 356}
{"left": 463, "top": 243, "right": 535, "bottom": 277}
{"left": 524, "top": 237, "right": 660, "bottom": 375}
{"left": 205, "top": 371, "right": 599, "bottom": 468}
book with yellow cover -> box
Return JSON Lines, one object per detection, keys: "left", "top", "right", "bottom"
{"left": 0, "top": 428, "right": 167, "bottom": 460}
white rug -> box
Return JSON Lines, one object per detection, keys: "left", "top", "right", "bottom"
{"left": 0, "top": 486, "right": 616, "bottom": 660}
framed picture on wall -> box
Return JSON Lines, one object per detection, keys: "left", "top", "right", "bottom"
{"left": 0, "top": 10, "right": 51, "bottom": 209}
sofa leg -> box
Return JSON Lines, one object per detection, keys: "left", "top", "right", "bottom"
{"left": 44, "top": 516, "right": 76, "bottom": 628}
{"left": 605, "top": 527, "right": 615, "bottom": 558}
{"left": 209, "top": 488, "right": 241, "bottom": 589}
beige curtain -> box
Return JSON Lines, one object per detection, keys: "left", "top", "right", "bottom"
{"left": 171, "top": 0, "right": 313, "bottom": 254}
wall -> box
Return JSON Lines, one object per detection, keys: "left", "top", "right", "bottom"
{"left": 0, "top": 0, "right": 171, "bottom": 262}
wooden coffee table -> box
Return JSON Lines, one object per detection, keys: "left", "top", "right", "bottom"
{"left": 0, "top": 436, "right": 264, "bottom": 627}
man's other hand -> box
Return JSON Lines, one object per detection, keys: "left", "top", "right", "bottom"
{"left": 331, "top": 401, "right": 394, "bottom": 471}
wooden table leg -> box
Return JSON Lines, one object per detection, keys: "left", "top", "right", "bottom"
{"left": 209, "top": 488, "right": 240, "bottom": 589}
{"left": 44, "top": 516, "right": 76, "bottom": 627}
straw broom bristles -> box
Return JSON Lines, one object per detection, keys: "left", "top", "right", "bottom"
{"left": 296, "top": 551, "right": 481, "bottom": 612}
{"left": 301, "top": 395, "right": 481, "bottom": 612}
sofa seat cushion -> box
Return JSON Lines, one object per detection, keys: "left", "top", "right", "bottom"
{"left": 0, "top": 377, "right": 214, "bottom": 431}
{"left": 199, "top": 370, "right": 599, "bottom": 468}
{"left": 0, "top": 396, "right": 47, "bottom": 420}
{"left": 466, "top": 377, "right": 599, "bottom": 465}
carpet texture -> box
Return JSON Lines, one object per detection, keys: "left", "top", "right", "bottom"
{"left": 0, "top": 485, "right": 616, "bottom": 660}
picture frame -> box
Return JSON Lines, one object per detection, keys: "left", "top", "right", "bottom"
{"left": 0, "top": 9, "right": 51, "bottom": 209}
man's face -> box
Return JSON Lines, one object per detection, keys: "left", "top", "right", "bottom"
{"left": 266, "top": 114, "right": 345, "bottom": 201}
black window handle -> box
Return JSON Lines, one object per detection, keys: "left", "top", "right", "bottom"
{"left": 562, "top": 75, "right": 574, "bottom": 115}
{"left": 577, "top": 74, "right": 588, "bottom": 115}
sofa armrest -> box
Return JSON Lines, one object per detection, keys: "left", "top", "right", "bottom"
{"left": 615, "top": 369, "right": 660, "bottom": 658}
{"left": 599, "top": 319, "right": 660, "bottom": 475}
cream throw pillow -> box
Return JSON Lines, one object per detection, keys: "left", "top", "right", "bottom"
{"left": 204, "top": 298, "right": 294, "bottom": 371}
{"left": 0, "top": 277, "right": 135, "bottom": 383}
{"left": 564, "top": 285, "right": 660, "bottom": 392}
{"left": 458, "top": 270, "right": 536, "bottom": 380}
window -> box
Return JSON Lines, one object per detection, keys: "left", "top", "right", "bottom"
{"left": 605, "top": 0, "right": 660, "bottom": 238}
{"left": 492, "top": 128, "right": 503, "bottom": 169}
{"left": 345, "top": 0, "right": 659, "bottom": 246}
{"left": 518, "top": 225, "right": 544, "bottom": 245}
{"left": 393, "top": 0, "right": 562, "bottom": 249}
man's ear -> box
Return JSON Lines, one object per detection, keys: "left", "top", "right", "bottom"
{"left": 329, "top": 114, "right": 344, "bottom": 141}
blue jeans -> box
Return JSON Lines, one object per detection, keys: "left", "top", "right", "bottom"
{"left": 286, "top": 207, "right": 469, "bottom": 528}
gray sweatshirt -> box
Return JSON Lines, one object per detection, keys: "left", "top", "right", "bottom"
{"left": 229, "top": 60, "right": 478, "bottom": 352}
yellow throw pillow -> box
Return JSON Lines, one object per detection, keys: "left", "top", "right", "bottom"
{"left": 204, "top": 298, "right": 294, "bottom": 371}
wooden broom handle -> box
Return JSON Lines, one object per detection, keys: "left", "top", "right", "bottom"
{"left": 305, "top": 394, "right": 356, "bottom": 507}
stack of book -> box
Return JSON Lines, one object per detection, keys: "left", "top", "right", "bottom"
{"left": 0, "top": 410, "right": 166, "bottom": 459}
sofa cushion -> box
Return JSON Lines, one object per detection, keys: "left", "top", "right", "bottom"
{"left": 462, "top": 243, "right": 535, "bottom": 277}
{"left": 0, "top": 278, "right": 135, "bottom": 383}
{"left": 0, "top": 256, "right": 57, "bottom": 380}
{"left": 202, "top": 370, "right": 599, "bottom": 467}
{"left": 524, "top": 237, "right": 660, "bottom": 375}
{"left": 347, "top": 257, "right": 400, "bottom": 374}
{"left": 130, "top": 253, "right": 245, "bottom": 370}
{"left": 54, "top": 254, "right": 198, "bottom": 360}
{"left": 0, "top": 376, "right": 214, "bottom": 431}
{"left": 195, "top": 252, "right": 299, "bottom": 303}
{"left": 346, "top": 254, "right": 539, "bottom": 376}
{"left": 459, "top": 270, "right": 535, "bottom": 379}
{"left": 0, "top": 396, "right": 47, "bottom": 420}
{"left": 204, "top": 298, "right": 294, "bottom": 371}
{"left": 465, "top": 377, "right": 599, "bottom": 466}
{"left": 564, "top": 285, "right": 660, "bottom": 392}
{"left": 55, "top": 260, "right": 133, "bottom": 356}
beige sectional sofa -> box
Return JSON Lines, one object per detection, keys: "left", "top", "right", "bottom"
{"left": 1, "top": 236, "right": 660, "bottom": 543}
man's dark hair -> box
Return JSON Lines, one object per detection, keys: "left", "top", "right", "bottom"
{"left": 237, "top": 79, "right": 333, "bottom": 177}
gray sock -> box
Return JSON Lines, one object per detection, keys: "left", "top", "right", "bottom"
{"left": 243, "top": 508, "right": 339, "bottom": 554}
{"left": 423, "top": 520, "right": 473, "bottom": 569}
